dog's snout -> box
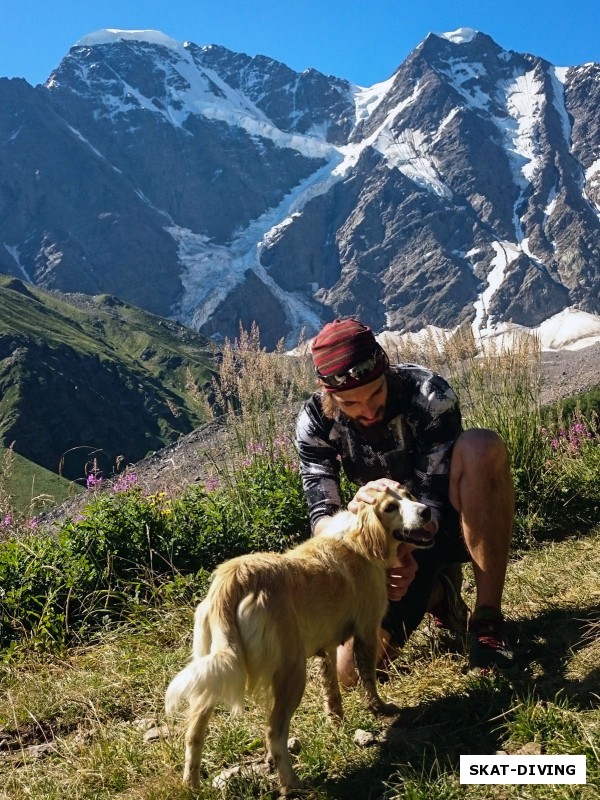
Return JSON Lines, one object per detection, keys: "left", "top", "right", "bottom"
{"left": 421, "top": 505, "right": 431, "bottom": 523}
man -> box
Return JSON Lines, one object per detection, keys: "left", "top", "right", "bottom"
{"left": 295, "top": 317, "right": 515, "bottom": 681}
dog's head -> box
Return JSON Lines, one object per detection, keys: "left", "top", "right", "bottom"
{"left": 351, "top": 487, "right": 435, "bottom": 563}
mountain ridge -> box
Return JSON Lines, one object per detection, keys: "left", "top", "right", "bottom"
{"left": 1, "top": 27, "right": 599, "bottom": 347}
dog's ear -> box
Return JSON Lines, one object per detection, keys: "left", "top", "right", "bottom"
{"left": 352, "top": 502, "right": 391, "bottom": 562}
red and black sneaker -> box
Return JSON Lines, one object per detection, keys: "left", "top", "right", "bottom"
{"left": 468, "top": 606, "right": 516, "bottom": 674}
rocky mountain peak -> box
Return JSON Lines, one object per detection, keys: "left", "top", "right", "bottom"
{"left": 0, "top": 28, "right": 599, "bottom": 348}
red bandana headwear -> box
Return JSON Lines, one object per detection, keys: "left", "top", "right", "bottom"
{"left": 311, "top": 318, "right": 385, "bottom": 392}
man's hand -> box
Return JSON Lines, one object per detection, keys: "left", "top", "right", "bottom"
{"left": 348, "top": 478, "right": 403, "bottom": 513}
{"left": 386, "top": 544, "right": 418, "bottom": 601}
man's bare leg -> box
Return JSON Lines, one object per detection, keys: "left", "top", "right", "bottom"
{"left": 449, "top": 428, "right": 514, "bottom": 611}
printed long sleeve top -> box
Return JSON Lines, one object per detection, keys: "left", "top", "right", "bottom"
{"left": 295, "top": 364, "right": 462, "bottom": 533}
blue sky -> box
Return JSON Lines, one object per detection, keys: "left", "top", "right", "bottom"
{"left": 1, "top": 0, "right": 598, "bottom": 88}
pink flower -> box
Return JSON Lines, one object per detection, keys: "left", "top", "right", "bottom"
{"left": 113, "top": 472, "right": 139, "bottom": 493}
{"left": 86, "top": 472, "right": 103, "bottom": 490}
{"left": 204, "top": 476, "right": 221, "bottom": 492}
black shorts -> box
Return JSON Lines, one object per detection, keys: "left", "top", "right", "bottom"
{"left": 381, "top": 505, "right": 470, "bottom": 645}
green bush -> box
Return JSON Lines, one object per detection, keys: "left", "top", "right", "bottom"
{"left": 543, "top": 385, "right": 600, "bottom": 427}
{"left": 0, "top": 455, "right": 311, "bottom": 652}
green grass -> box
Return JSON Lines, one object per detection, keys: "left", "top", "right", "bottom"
{"left": 0, "top": 275, "right": 214, "bottom": 404}
{"left": 0, "top": 276, "right": 217, "bottom": 480}
{"left": 1, "top": 527, "right": 598, "bottom": 799}
{"left": 0, "top": 447, "right": 81, "bottom": 518}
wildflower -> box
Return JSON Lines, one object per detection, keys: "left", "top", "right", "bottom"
{"left": 28, "top": 517, "right": 39, "bottom": 529}
{"left": 86, "top": 472, "right": 103, "bottom": 490}
{"left": 204, "top": 476, "right": 221, "bottom": 492}
{"left": 113, "top": 472, "right": 139, "bottom": 493}
{"left": 3, "top": 514, "right": 11, "bottom": 526}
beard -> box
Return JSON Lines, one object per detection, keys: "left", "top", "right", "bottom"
{"left": 356, "top": 405, "right": 386, "bottom": 427}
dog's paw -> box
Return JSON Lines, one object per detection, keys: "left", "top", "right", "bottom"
{"left": 370, "top": 699, "right": 401, "bottom": 717}
{"left": 182, "top": 771, "right": 201, "bottom": 790}
{"left": 280, "top": 780, "right": 308, "bottom": 797}
{"left": 325, "top": 702, "right": 344, "bottom": 724}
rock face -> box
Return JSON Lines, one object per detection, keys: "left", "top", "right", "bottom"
{"left": 1, "top": 27, "right": 599, "bottom": 347}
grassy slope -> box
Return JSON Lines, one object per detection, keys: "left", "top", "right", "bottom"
{"left": 0, "top": 276, "right": 215, "bottom": 486}
{"left": 0, "top": 528, "right": 598, "bottom": 799}
{"left": 0, "top": 447, "right": 81, "bottom": 517}
{"left": 0, "top": 275, "right": 214, "bottom": 401}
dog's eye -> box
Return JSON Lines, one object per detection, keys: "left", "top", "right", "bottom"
{"left": 383, "top": 501, "right": 399, "bottom": 513}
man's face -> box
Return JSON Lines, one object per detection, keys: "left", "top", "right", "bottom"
{"left": 331, "top": 375, "right": 388, "bottom": 427}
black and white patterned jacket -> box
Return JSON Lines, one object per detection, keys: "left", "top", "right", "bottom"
{"left": 295, "top": 364, "right": 462, "bottom": 533}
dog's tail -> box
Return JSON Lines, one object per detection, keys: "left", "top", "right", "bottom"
{"left": 165, "top": 564, "right": 248, "bottom": 718}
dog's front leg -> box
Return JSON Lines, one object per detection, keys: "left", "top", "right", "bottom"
{"left": 316, "top": 648, "right": 344, "bottom": 723}
{"left": 353, "top": 635, "right": 400, "bottom": 716}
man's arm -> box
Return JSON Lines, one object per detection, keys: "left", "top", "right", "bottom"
{"left": 295, "top": 399, "right": 343, "bottom": 534}
{"left": 407, "top": 371, "right": 462, "bottom": 525}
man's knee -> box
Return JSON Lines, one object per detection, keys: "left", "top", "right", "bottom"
{"left": 453, "top": 428, "right": 509, "bottom": 473}
{"left": 450, "top": 429, "right": 513, "bottom": 513}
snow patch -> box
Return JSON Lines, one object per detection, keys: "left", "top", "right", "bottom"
{"left": 472, "top": 241, "right": 521, "bottom": 335}
{"left": 363, "top": 309, "right": 600, "bottom": 357}
{"left": 535, "top": 308, "right": 600, "bottom": 350}
{"left": 493, "top": 69, "right": 545, "bottom": 239}
{"left": 553, "top": 66, "right": 570, "bottom": 84}
{"left": 3, "top": 244, "right": 32, "bottom": 282}
{"left": 172, "top": 152, "right": 342, "bottom": 345}
{"left": 66, "top": 124, "right": 123, "bottom": 173}
{"left": 440, "top": 28, "right": 479, "bottom": 44}
{"left": 353, "top": 76, "right": 396, "bottom": 123}
{"left": 549, "top": 67, "right": 572, "bottom": 145}
{"left": 346, "top": 82, "right": 454, "bottom": 198}
{"left": 585, "top": 158, "right": 600, "bottom": 183}
{"left": 75, "top": 29, "right": 183, "bottom": 51}
{"left": 438, "top": 60, "right": 490, "bottom": 110}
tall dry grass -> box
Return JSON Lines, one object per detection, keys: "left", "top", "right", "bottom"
{"left": 197, "top": 322, "right": 315, "bottom": 479}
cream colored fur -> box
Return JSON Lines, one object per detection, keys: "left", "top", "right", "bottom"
{"left": 165, "top": 487, "right": 431, "bottom": 795}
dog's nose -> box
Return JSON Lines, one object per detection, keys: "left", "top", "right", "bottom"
{"left": 422, "top": 505, "right": 431, "bottom": 522}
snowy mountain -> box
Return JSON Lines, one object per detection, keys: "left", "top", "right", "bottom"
{"left": 1, "top": 27, "right": 599, "bottom": 347}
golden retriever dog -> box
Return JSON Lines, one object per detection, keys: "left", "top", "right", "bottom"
{"left": 165, "top": 487, "right": 432, "bottom": 795}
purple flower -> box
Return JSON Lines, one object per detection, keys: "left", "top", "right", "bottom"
{"left": 204, "top": 476, "right": 221, "bottom": 492}
{"left": 2, "top": 514, "right": 11, "bottom": 527}
{"left": 86, "top": 472, "right": 103, "bottom": 490}
{"left": 113, "top": 472, "right": 139, "bottom": 493}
